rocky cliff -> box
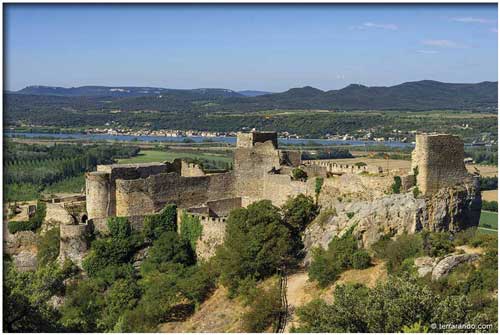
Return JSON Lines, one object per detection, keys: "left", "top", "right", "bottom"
{"left": 303, "top": 182, "right": 481, "bottom": 264}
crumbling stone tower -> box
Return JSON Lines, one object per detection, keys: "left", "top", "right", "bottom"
{"left": 412, "top": 134, "right": 471, "bottom": 195}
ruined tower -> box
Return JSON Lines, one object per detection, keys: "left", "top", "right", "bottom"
{"left": 412, "top": 134, "right": 471, "bottom": 195}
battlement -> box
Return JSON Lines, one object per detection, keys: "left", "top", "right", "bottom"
{"left": 236, "top": 131, "right": 278, "bottom": 149}
{"left": 412, "top": 134, "right": 471, "bottom": 195}
{"left": 304, "top": 160, "right": 384, "bottom": 175}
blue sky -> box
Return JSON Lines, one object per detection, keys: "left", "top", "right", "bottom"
{"left": 4, "top": 4, "right": 498, "bottom": 92}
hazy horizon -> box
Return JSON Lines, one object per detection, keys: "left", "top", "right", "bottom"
{"left": 4, "top": 3, "right": 498, "bottom": 91}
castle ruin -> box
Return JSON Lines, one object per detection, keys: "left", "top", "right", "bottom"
{"left": 57, "top": 131, "right": 480, "bottom": 263}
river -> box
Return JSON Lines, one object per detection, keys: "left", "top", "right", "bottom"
{"left": 5, "top": 132, "right": 414, "bottom": 148}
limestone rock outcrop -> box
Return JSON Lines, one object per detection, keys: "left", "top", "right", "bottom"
{"left": 414, "top": 256, "right": 438, "bottom": 277}
{"left": 303, "top": 183, "right": 481, "bottom": 264}
{"left": 431, "top": 253, "right": 480, "bottom": 281}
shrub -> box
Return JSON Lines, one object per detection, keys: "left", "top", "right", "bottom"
{"left": 291, "top": 168, "right": 308, "bottom": 181}
{"left": 351, "top": 250, "right": 371, "bottom": 269}
{"left": 281, "top": 194, "right": 318, "bottom": 233}
{"left": 314, "top": 177, "right": 324, "bottom": 200}
{"left": 107, "top": 217, "right": 131, "bottom": 239}
{"left": 372, "top": 234, "right": 423, "bottom": 272}
{"left": 413, "top": 186, "right": 420, "bottom": 198}
{"left": 308, "top": 247, "right": 343, "bottom": 287}
{"left": 421, "top": 231, "right": 454, "bottom": 257}
{"left": 242, "top": 281, "right": 282, "bottom": 332}
{"left": 452, "top": 228, "right": 478, "bottom": 247}
{"left": 179, "top": 211, "right": 203, "bottom": 251}
{"left": 391, "top": 176, "right": 402, "bottom": 194}
{"left": 308, "top": 230, "right": 370, "bottom": 287}
{"left": 143, "top": 204, "right": 177, "bottom": 241}
{"left": 37, "top": 227, "right": 60, "bottom": 266}
{"left": 82, "top": 238, "right": 137, "bottom": 277}
{"left": 215, "top": 200, "right": 299, "bottom": 295}
{"left": 140, "top": 231, "right": 195, "bottom": 274}
{"left": 482, "top": 200, "right": 498, "bottom": 212}
{"left": 354, "top": 162, "right": 367, "bottom": 167}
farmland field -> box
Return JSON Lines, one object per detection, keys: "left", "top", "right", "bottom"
{"left": 117, "top": 149, "right": 232, "bottom": 164}
{"left": 478, "top": 210, "right": 498, "bottom": 234}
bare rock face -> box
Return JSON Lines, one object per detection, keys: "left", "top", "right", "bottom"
{"left": 303, "top": 183, "right": 481, "bottom": 264}
{"left": 132, "top": 246, "right": 150, "bottom": 270}
{"left": 414, "top": 256, "right": 438, "bottom": 277}
{"left": 431, "top": 253, "right": 480, "bottom": 281}
{"left": 3, "top": 226, "right": 38, "bottom": 272}
{"left": 423, "top": 183, "right": 481, "bottom": 233}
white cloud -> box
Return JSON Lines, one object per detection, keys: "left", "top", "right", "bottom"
{"left": 350, "top": 22, "right": 398, "bottom": 31}
{"left": 421, "top": 39, "right": 466, "bottom": 48}
{"left": 417, "top": 50, "right": 438, "bottom": 54}
{"left": 452, "top": 17, "right": 495, "bottom": 24}
{"left": 363, "top": 22, "right": 398, "bottom": 30}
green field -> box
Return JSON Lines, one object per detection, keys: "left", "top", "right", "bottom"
{"left": 117, "top": 149, "right": 232, "bottom": 164}
{"left": 478, "top": 210, "right": 498, "bottom": 234}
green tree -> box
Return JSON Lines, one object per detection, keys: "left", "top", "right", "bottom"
{"left": 140, "top": 231, "right": 195, "bottom": 274}
{"left": 215, "top": 200, "right": 298, "bottom": 295}
{"left": 282, "top": 194, "right": 318, "bottom": 233}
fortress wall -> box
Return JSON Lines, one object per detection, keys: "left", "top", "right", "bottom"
{"left": 58, "top": 223, "right": 91, "bottom": 268}
{"left": 304, "top": 160, "right": 383, "bottom": 175}
{"left": 412, "top": 134, "right": 470, "bottom": 195}
{"left": 280, "top": 150, "right": 302, "bottom": 167}
{"left": 262, "top": 174, "right": 313, "bottom": 206}
{"left": 206, "top": 197, "right": 242, "bottom": 217}
{"left": 86, "top": 171, "right": 111, "bottom": 220}
{"left": 318, "top": 173, "right": 394, "bottom": 207}
{"left": 302, "top": 165, "right": 328, "bottom": 178}
{"left": 196, "top": 216, "right": 227, "bottom": 260}
{"left": 237, "top": 131, "right": 278, "bottom": 149}
{"left": 181, "top": 161, "right": 206, "bottom": 177}
{"left": 115, "top": 172, "right": 235, "bottom": 217}
{"left": 233, "top": 141, "right": 281, "bottom": 202}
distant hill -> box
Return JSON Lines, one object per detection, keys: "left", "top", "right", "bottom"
{"left": 237, "top": 90, "right": 273, "bottom": 97}
{"left": 16, "top": 85, "right": 244, "bottom": 99}
{"left": 221, "top": 80, "right": 498, "bottom": 111}
{"left": 5, "top": 81, "right": 497, "bottom": 127}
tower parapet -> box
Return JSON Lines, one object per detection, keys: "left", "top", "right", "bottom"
{"left": 236, "top": 131, "right": 278, "bottom": 149}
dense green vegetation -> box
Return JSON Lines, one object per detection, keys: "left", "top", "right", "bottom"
{"left": 296, "top": 229, "right": 498, "bottom": 332}
{"left": 7, "top": 201, "right": 46, "bottom": 234}
{"left": 483, "top": 200, "right": 498, "bottom": 212}
{"left": 308, "top": 229, "right": 371, "bottom": 287}
{"left": 3, "top": 206, "right": 217, "bottom": 332}
{"left": 6, "top": 85, "right": 498, "bottom": 141}
{"left": 480, "top": 176, "right": 498, "bottom": 191}
{"left": 3, "top": 141, "right": 140, "bottom": 201}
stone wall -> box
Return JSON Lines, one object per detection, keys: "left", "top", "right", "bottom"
{"left": 262, "top": 174, "right": 314, "bottom": 206}
{"left": 412, "top": 134, "right": 471, "bottom": 195}
{"left": 181, "top": 161, "right": 206, "bottom": 177}
{"left": 233, "top": 140, "right": 281, "bottom": 203}
{"left": 195, "top": 216, "right": 227, "bottom": 260}
{"left": 304, "top": 160, "right": 383, "bottom": 175}
{"left": 206, "top": 197, "right": 242, "bottom": 217}
{"left": 115, "top": 172, "right": 236, "bottom": 217}
{"left": 236, "top": 131, "right": 278, "bottom": 148}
